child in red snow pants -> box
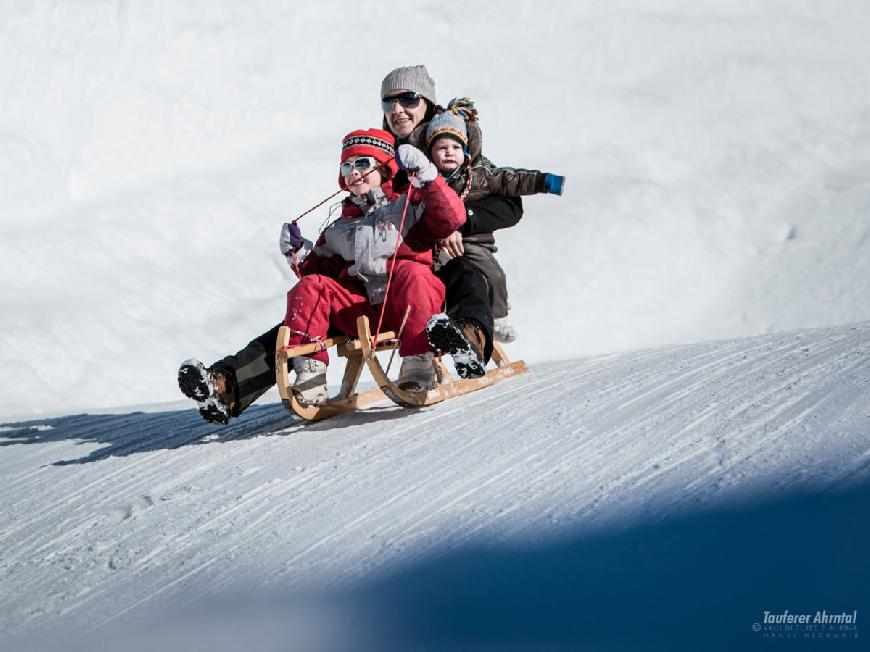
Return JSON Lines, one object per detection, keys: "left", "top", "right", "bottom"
{"left": 284, "top": 259, "right": 445, "bottom": 365}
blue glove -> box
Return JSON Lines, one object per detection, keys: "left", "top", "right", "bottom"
{"left": 279, "top": 222, "right": 304, "bottom": 255}
{"left": 397, "top": 144, "right": 438, "bottom": 184}
{"left": 542, "top": 173, "right": 565, "bottom": 196}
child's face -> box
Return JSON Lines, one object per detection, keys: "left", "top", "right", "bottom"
{"left": 342, "top": 156, "right": 383, "bottom": 196}
{"left": 430, "top": 137, "right": 465, "bottom": 172}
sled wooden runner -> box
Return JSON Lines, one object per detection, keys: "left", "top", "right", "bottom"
{"left": 275, "top": 316, "right": 527, "bottom": 421}
{"left": 275, "top": 325, "right": 396, "bottom": 421}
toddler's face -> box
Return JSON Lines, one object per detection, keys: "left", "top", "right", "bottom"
{"left": 430, "top": 137, "right": 465, "bottom": 172}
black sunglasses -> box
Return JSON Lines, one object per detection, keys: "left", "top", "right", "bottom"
{"left": 382, "top": 91, "right": 423, "bottom": 112}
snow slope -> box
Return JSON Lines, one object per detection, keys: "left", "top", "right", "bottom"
{"left": 2, "top": 2, "right": 870, "bottom": 648}
{"left": 2, "top": 322, "right": 868, "bottom": 649}
{"left": 3, "top": 1, "right": 870, "bottom": 416}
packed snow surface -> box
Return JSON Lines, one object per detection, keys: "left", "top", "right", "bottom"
{"left": 1, "top": 1, "right": 870, "bottom": 649}
{"left": 2, "top": 323, "right": 869, "bottom": 650}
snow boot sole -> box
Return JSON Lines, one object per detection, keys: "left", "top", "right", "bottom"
{"left": 178, "top": 359, "right": 212, "bottom": 401}
{"left": 426, "top": 314, "right": 486, "bottom": 379}
{"left": 179, "top": 359, "right": 232, "bottom": 425}
{"left": 198, "top": 400, "right": 230, "bottom": 425}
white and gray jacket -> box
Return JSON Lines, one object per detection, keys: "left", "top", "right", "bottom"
{"left": 306, "top": 188, "right": 426, "bottom": 304}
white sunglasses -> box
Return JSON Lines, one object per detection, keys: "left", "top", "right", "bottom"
{"left": 340, "top": 157, "right": 379, "bottom": 177}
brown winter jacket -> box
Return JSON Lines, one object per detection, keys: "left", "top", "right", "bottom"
{"left": 447, "top": 160, "right": 546, "bottom": 203}
{"left": 403, "top": 105, "right": 545, "bottom": 202}
{"left": 386, "top": 104, "right": 525, "bottom": 244}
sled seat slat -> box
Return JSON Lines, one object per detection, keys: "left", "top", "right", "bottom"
{"left": 336, "top": 332, "right": 398, "bottom": 357}
{"left": 281, "top": 331, "right": 397, "bottom": 359}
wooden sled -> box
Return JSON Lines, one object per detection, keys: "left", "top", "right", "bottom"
{"left": 275, "top": 315, "right": 527, "bottom": 421}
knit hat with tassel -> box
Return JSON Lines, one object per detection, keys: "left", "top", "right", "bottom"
{"left": 425, "top": 98, "right": 479, "bottom": 150}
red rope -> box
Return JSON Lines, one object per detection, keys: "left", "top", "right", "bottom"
{"left": 290, "top": 249, "right": 301, "bottom": 279}
{"left": 292, "top": 189, "right": 343, "bottom": 225}
{"left": 288, "top": 157, "right": 397, "bottom": 280}
{"left": 372, "top": 175, "right": 415, "bottom": 349}
{"left": 291, "top": 156, "right": 395, "bottom": 224}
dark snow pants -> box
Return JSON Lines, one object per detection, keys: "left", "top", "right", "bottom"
{"left": 437, "top": 256, "right": 495, "bottom": 361}
{"left": 212, "top": 258, "right": 494, "bottom": 417}
{"left": 212, "top": 325, "right": 281, "bottom": 417}
{"left": 460, "top": 241, "right": 509, "bottom": 320}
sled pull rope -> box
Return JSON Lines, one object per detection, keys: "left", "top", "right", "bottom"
{"left": 385, "top": 305, "right": 412, "bottom": 376}
{"left": 372, "top": 177, "right": 415, "bottom": 351}
{"left": 288, "top": 157, "right": 397, "bottom": 279}
{"left": 291, "top": 157, "right": 395, "bottom": 225}
{"left": 290, "top": 248, "right": 301, "bottom": 279}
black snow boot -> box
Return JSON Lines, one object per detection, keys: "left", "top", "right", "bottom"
{"left": 426, "top": 313, "right": 486, "bottom": 379}
{"left": 178, "top": 359, "right": 233, "bottom": 425}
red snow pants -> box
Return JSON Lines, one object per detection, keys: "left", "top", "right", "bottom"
{"left": 284, "top": 260, "right": 445, "bottom": 364}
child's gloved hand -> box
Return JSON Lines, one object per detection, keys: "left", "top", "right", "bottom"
{"left": 279, "top": 222, "right": 304, "bottom": 255}
{"left": 542, "top": 173, "right": 565, "bottom": 196}
{"left": 397, "top": 144, "right": 438, "bottom": 184}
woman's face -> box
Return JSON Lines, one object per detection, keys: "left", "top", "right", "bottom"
{"left": 382, "top": 89, "right": 428, "bottom": 138}
{"left": 342, "top": 156, "right": 383, "bottom": 196}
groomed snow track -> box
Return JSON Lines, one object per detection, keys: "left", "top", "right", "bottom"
{"left": 1, "top": 322, "right": 868, "bottom": 650}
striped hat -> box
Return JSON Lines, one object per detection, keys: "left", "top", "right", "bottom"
{"left": 425, "top": 110, "right": 468, "bottom": 149}
{"left": 426, "top": 98, "right": 478, "bottom": 150}
{"left": 339, "top": 128, "right": 398, "bottom": 189}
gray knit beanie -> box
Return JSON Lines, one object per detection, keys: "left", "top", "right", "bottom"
{"left": 381, "top": 65, "right": 437, "bottom": 105}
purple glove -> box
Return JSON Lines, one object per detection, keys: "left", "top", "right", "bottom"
{"left": 279, "top": 222, "right": 303, "bottom": 255}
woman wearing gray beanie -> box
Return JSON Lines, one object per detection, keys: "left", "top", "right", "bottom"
{"left": 379, "top": 65, "right": 525, "bottom": 373}
{"left": 380, "top": 65, "right": 438, "bottom": 139}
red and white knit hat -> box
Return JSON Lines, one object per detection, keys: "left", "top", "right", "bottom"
{"left": 339, "top": 128, "right": 398, "bottom": 189}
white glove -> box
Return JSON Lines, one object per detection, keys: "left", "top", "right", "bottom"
{"left": 397, "top": 144, "right": 438, "bottom": 184}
